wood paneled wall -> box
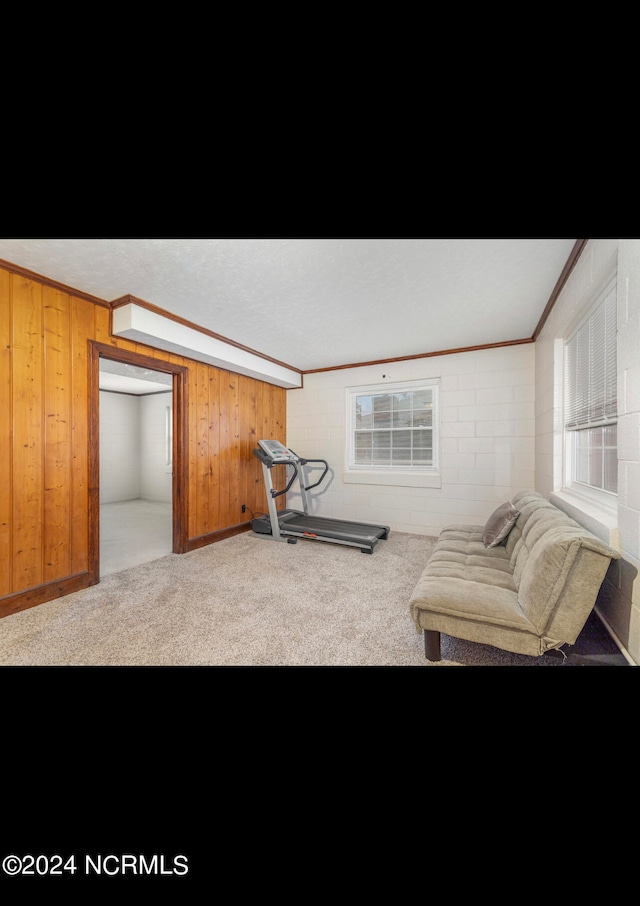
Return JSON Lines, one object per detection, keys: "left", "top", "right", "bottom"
{"left": 187, "top": 360, "right": 286, "bottom": 544}
{"left": 0, "top": 265, "right": 287, "bottom": 616}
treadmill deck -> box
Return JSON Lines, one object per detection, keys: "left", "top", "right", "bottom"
{"left": 252, "top": 509, "right": 390, "bottom": 550}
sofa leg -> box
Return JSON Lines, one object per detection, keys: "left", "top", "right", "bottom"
{"left": 424, "top": 630, "right": 441, "bottom": 661}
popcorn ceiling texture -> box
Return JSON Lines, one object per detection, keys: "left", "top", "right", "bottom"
{"left": 0, "top": 237, "right": 576, "bottom": 371}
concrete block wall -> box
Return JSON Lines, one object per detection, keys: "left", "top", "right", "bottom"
{"left": 286, "top": 343, "right": 535, "bottom": 538}
{"left": 535, "top": 238, "right": 640, "bottom": 664}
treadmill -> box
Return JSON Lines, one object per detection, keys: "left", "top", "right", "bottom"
{"left": 251, "top": 439, "right": 390, "bottom": 554}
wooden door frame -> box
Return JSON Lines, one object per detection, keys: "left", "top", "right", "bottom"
{"left": 88, "top": 342, "right": 189, "bottom": 584}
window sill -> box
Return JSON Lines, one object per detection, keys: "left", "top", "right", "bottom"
{"left": 550, "top": 489, "right": 619, "bottom": 549}
{"left": 343, "top": 470, "right": 442, "bottom": 488}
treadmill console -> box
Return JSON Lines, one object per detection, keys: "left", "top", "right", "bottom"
{"left": 258, "top": 439, "right": 299, "bottom": 463}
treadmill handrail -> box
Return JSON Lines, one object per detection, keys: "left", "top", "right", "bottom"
{"left": 300, "top": 458, "right": 329, "bottom": 491}
{"left": 252, "top": 445, "right": 300, "bottom": 500}
{"left": 270, "top": 462, "right": 299, "bottom": 499}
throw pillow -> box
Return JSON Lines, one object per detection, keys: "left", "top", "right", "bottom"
{"left": 482, "top": 501, "right": 520, "bottom": 549}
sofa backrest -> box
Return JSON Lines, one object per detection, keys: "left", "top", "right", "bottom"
{"left": 507, "top": 491, "right": 620, "bottom": 641}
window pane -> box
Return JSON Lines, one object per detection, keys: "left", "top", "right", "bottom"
{"left": 589, "top": 446, "right": 603, "bottom": 488}
{"left": 413, "top": 390, "right": 433, "bottom": 408}
{"left": 575, "top": 451, "right": 589, "bottom": 484}
{"left": 412, "top": 408, "right": 432, "bottom": 428}
{"left": 373, "top": 411, "right": 391, "bottom": 428}
{"left": 564, "top": 279, "right": 617, "bottom": 497}
{"left": 354, "top": 434, "right": 372, "bottom": 465}
{"left": 356, "top": 396, "right": 373, "bottom": 429}
{"left": 392, "top": 430, "right": 411, "bottom": 448}
{"left": 574, "top": 426, "right": 618, "bottom": 493}
{"left": 604, "top": 425, "right": 618, "bottom": 493}
{"left": 574, "top": 430, "right": 590, "bottom": 484}
{"left": 372, "top": 395, "right": 391, "bottom": 413}
{"left": 350, "top": 382, "right": 438, "bottom": 470}
{"left": 604, "top": 447, "right": 618, "bottom": 493}
{"left": 372, "top": 430, "right": 391, "bottom": 466}
{"left": 392, "top": 393, "right": 412, "bottom": 410}
{"left": 414, "top": 443, "right": 433, "bottom": 457}
{"left": 392, "top": 448, "right": 412, "bottom": 464}
{"left": 392, "top": 410, "right": 412, "bottom": 428}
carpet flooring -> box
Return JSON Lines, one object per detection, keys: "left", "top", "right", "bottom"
{"left": 0, "top": 530, "right": 630, "bottom": 667}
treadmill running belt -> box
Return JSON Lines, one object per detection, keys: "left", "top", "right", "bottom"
{"left": 279, "top": 512, "right": 388, "bottom": 544}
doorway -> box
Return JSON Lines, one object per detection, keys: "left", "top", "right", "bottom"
{"left": 88, "top": 343, "right": 188, "bottom": 584}
{"left": 99, "top": 359, "right": 173, "bottom": 575}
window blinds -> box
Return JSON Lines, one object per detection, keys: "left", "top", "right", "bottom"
{"left": 564, "top": 279, "right": 617, "bottom": 430}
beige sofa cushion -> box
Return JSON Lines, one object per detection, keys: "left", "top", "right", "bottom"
{"left": 409, "top": 490, "right": 621, "bottom": 657}
{"left": 421, "top": 527, "right": 516, "bottom": 590}
{"left": 509, "top": 491, "right": 619, "bottom": 624}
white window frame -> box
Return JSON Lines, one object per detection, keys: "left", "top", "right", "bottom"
{"left": 344, "top": 379, "right": 441, "bottom": 488}
{"left": 563, "top": 276, "right": 617, "bottom": 508}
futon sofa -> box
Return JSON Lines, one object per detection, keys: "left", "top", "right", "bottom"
{"left": 409, "top": 490, "right": 620, "bottom": 661}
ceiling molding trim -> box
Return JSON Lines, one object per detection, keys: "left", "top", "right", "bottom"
{"left": 532, "top": 239, "right": 589, "bottom": 340}
{"left": 302, "top": 337, "right": 534, "bottom": 375}
{"left": 111, "top": 302, "right": 302, "bottom": 390}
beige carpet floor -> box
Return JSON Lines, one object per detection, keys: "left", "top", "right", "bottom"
{"left": 0, "top": 530, "right": 572, "bottom": 667}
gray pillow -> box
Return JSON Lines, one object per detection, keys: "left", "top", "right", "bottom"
{"left": 482, "top": 501, "right": 520, "bottom": 548}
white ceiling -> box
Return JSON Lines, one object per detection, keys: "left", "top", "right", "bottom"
{"left": 98, "top": 358, "right": 173, "bottom": 395}
{"left": 0, "top": 237, "right": 579, "bottom": 373}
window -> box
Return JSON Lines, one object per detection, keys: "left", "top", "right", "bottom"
{"left": 347, "top": 379, "right": 439, "bottom": 471}
{"left": 564, "top": 277, "right": 617, "bottom": 497}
